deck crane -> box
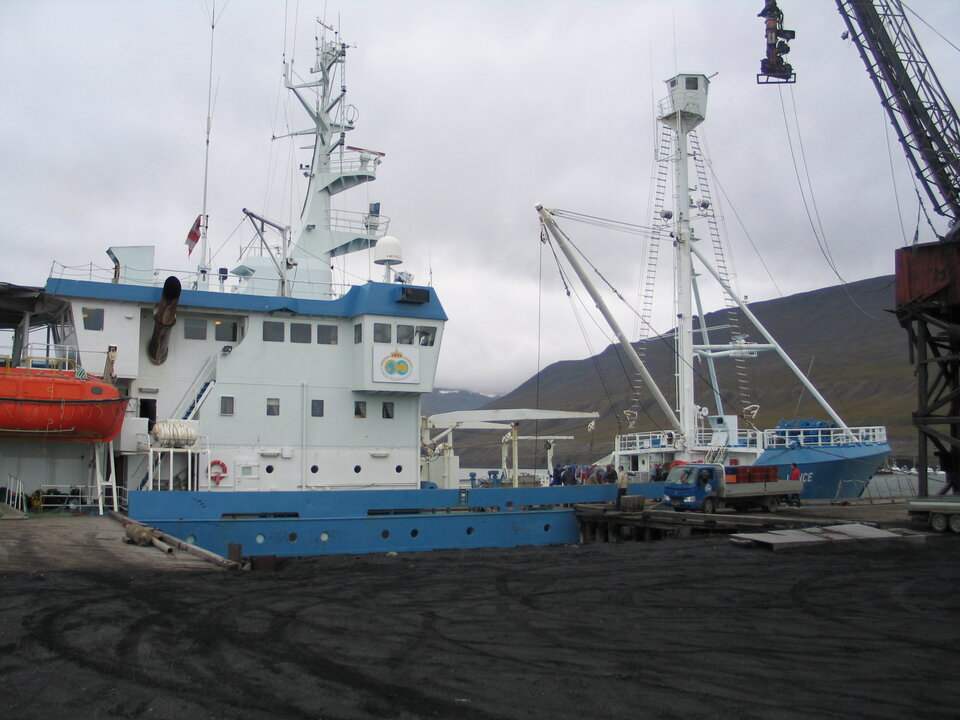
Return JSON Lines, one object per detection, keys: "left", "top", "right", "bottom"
{"left": 779, "top": 1, "right": 960, "bottom": 494}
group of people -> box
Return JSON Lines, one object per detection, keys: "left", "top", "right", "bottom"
{"left": 550, "top": 463, "right": 628, "bottom": 488}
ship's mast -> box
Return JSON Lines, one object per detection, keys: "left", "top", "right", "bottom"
{"left": 660, "top": 74, "right": 709, "bottom": 448}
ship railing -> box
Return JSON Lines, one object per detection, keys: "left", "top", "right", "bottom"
{"left": 328, "top": 151, "right": 383, "bottom": 177}
{"left": 34, "top": 483, "right": 97, "bottom": 512}
{"left": 140, "top": 435, "right": 211, "bottom": 492}
{"left": 762, "top": 425, "right": 888, "bottom": 448}
{"left": 615, "top": 428, "right": 762, "bottom": 452}
{"left": 327, "top": 208, "right": 391, "bottom": 237}
{"left": 3, "top": 475, "right": 27, "bottom": 514}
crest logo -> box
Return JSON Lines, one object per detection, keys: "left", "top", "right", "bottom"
{"left": 381, "top": 351, "right": 412, "bottom": 378}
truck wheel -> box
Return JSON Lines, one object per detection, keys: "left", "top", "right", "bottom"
{"left": 761, "top": 496, "right": 778, "bottom": 514}
{"left": 949, "top": 514, "right": 960, "bottom": 534}
{"left": 702, "top": 498, "right": 717, "bottom": 514}
{"left": 930, "top": 513, "right": 948, "bottom": 532}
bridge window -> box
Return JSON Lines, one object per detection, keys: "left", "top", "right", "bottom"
{"left": 266, "top": 398, "right": 280, "bottom": 416}
{"left": 397, "top": 324, "right": 414, "bottom": 345}
{"left": 416, "top": 326, "right": 436, "bottom": 346}
{"left": 382, "top": 402, "right": 394, "bottom": 419}
{"left": 263, "top": 321, "right": 284, "bottom": 342}
{"left": 82, "top": 308, "right": 104, "bottom": 331}
{"left": 311, "top": 399, "right": 324, "bottom": 417}
{"left": 290, "top": 322, "right": 311, "bottom": 343}
{"left": 220, "top": 396, "right": 235, "bottom": 416}
{"left": 184, "top": 317, "right": 207, "bottom": 340}
{"left": 215, "top": 320, "right": 238, "bottom": 342}
{"left": 354, "top": 401, "right": 366, "bottom": 418}
{"left": 686, "top": 76, "right": 699, "bottom": 90}
{"left": 317, "top": 324, "right": 338, "bottom": 345}
{"left": 374, "top": 323, "right": 391, "bottom": 343}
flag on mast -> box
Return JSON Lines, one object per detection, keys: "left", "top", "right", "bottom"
{"left": 185, "top": 215, "right": 202, "bottom": 255}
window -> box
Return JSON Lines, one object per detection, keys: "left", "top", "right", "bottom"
{"left": 290, "top": 322, "right": 311, "bottom": 343}
{"left": 397, "top": 324, "right": 414, "bottom": 345}
{"left": 220, "top": 396, "right": 235, "bottom": 415}
{"left": 685, "top": 76, "right": 698, "bottom": 90}
{"left": 317, "top": 324, "right": 338, "bottom": 345}
{"left": 669, "top": 78, "right": 677, "bottom": 88}
{"left": 382, "top": 402, "right": 394, "bottom": 419}
{"left": 263, "top": 321, "right": 284, "bottom": 342}
{"left": 266, "top": 398, "right": 280, "bottom": 416}
{"left": 215, "top": 320, "right": 238, "bottom": 342}
{"left": 82, "top": 308, "right": 104, "bottom": 331}
{"left": 354, "top": 401, "right": 366, "bottom": 418}
{"left": 184, "top": 317, "right": 207, "bottom": 340}
{"left": 416, "top": 326, "right": 436, "bottom": 346}
{"left": 354, "top": 323, "right": 362, "bottom": 344}
{"left": 311, "top": 399, "right": 324, "bottom": 417}
{"left": 374, "top": 323, "right": 391, "bottom": 343}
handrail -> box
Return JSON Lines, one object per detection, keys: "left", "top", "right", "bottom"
{"left": 172, "top": 355, "right": 218, "bottom": 420}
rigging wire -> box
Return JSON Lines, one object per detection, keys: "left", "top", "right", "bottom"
{"left": 900, "top": 1, "right": 960, "bottom": 55}
{"left": 777, "top": 86, "right": 882, "bottom": 320}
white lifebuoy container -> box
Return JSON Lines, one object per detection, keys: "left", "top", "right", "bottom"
{"left": 210, "top": 460, "right": 228, "bottom": 486}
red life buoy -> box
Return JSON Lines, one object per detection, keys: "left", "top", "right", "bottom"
{"left": 210, "top": 459, "right": 228, "bottom": 486}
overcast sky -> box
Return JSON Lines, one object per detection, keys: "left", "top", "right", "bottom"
{"left": 2, "top": 0, "right": 958, "bottom": 394}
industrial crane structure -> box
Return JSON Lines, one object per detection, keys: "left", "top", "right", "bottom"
{"left": 834, "top": 0, "right": 960, "bottom": 495}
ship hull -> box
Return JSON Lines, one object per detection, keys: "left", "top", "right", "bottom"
{"left": 128, "top": 485, "right": 620, "bottom": 557}
{"left": 755, "top": 442, "right": 891, "bottom": 500}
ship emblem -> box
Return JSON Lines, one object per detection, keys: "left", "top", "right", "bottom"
{"left": 381, "top": 351, "right": 412, "bottom": 378}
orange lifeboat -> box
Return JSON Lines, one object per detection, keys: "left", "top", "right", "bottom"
{"left": 0, "top": 367, "right": 127, "bottom": 441}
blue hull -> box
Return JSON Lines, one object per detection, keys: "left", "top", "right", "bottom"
{"left": 128, "top": 485, "right": 619, "bottom": 558}
{"left": 754, "top": 442, "right": 891, "bottom": 500}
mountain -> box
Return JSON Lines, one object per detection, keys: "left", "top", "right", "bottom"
{"left": 421, "top": 388, "right": 501, "bottom": 416}
{"left": 441, "top": 275, "right": 917, "bottom": 469}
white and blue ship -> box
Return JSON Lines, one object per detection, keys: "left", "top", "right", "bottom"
{"left": 0, "top": 26, "right": 887, "bottom": 558}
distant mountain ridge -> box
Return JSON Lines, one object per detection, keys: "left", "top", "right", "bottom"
{"left": 435, "top": 275, "right": 916, "bottom": 469}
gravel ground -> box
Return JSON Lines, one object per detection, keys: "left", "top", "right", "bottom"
{"left": 1, "top": 514, "right": 958, "bottom": 720}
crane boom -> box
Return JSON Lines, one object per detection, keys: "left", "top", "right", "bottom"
{"left": 836, "top": 0, "right": 960, "bottom": 239}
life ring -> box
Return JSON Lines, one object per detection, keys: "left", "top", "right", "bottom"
{"left": 210, "top": 460, "right": 228, "bottom": 486}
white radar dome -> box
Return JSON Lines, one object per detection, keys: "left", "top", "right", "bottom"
{"left": 374, "top": 235, "right": 403, "bottom": 266}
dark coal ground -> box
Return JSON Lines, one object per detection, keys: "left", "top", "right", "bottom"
{"left": 2, "top": 535, "right": 959, "bottom": 720}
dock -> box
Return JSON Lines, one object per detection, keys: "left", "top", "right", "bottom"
{"left": 0, "top": 513, "right": 227, "bottom": 573}
{"left": 574, "top": 497, "right": 925, "bottom": 546}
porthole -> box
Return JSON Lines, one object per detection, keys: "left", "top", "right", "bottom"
{"left": 255, "top": 534, "right": 265, "bottom": 544}
{"left": 90, "top": 386, "right": 103, "bottom": 395}
{"left": 354, "top": 465, "right": 362, "bottom": 473}
{"left": 506, "top": 501, "right": 515, "bottom": 509}
{"left": 288, "top": 532, "right": 298, "bottom": 543}
{"left": 381, "top": 529, "right": 390, "bottom": 539}
{"left": 265, "top": 465, "right": 274, "bottom": 474}
{"left": 320, "top": 532, "right": 329, "bottom": 542}
{"left": 544, "top": 524, "right": 552, "bottom": 532}
{"left": 395, "top": 465, "right": 403, "bottom": 473}
{"left": 466, "top": 527, "right": 474, "bottom": 535}
{"left": 410, "top": 529, "right": 419, "bottom": 538}
{"left": 186, "top": 535, "right": 196, "bottom": 544}
{"left": 310, "top": 465, "right": 319, "bottom": 474}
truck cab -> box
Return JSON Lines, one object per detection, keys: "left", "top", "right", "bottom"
{"left": 662, "top": 463, "right": 720, "bottom": 512}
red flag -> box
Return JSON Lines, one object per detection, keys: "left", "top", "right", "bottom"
{"left": 185, "top": 215, "right": 202, "bottom": 255}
